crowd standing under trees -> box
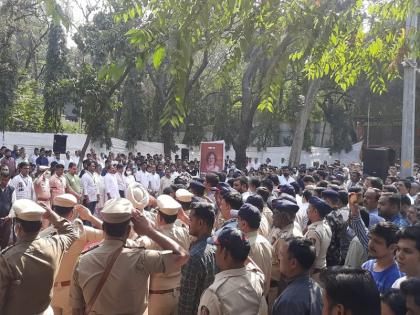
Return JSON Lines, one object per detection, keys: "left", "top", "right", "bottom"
{"left": 1, "top": 0, "right": 420, "bottom": 314}
{"left": 0, "top": 145, "right": 420, "bottom": 314}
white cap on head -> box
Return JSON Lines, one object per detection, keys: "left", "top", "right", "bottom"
{"left": 12, "top": 199, "right": 45, "bottom": 221}
{"left": 101, "top": 198, "right": 134, "bottom": 223}
{"left": 157, "top": 195, "right": 181, "bottom": 216}
{"left": 126, "top": 182, "right": 150, "bottom": 210}
{"left": 175, "top": 189, "right": 194, "bottom": 203}
{"left": 54, "top": 194, "right": 77, "bottom": 207}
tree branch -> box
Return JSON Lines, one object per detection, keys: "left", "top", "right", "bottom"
{"left": 187, "top": 49, "right": 209, "bottom": 90}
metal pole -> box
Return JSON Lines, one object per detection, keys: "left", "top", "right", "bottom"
{"left": 400, "top": 0, "right": 418, "bottom": 178}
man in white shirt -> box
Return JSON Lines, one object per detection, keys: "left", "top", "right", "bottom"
{"left": 135, "top": 161, "right": 150, "bottom": 189}
{"left": 104, "top": 164, "right": 119, "bottom": 201}
{"left": 29, "top": 148, "right": 39, "bottom": 165}
{"left": 15, "top": 149, "right": 29, "bottom": 168}
{"left": 160, "top": 168, "right": 173, "bottom": 194}
{"left": 81, "top": 160, "right": 99, "bottom": 215}
{"left": 115, "top": 164, "right": 127, "bottom": 197}
{"left": 278, "top": 166, "right": 296, "bottom": 186}
{"left": 10, "top": 161, "right": 35, "bottom": 201}
{"left": 149, "top": 165, "right": 160, "bottom": 196}
{"left": 397, "top": 180, "right": 414, "bottom": 205}
{"left": 63, "top": 151, "right": 73, "bottom": 170}
{"left": 72, "top": 150, "right": 80, "bottom": 168}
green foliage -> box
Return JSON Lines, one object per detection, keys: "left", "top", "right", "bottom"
{"left": 42, "top": 0, "right": 71, "bottom": 30}
{"left": 8, "top": 79, "right": 44, "bottom": 132}
{"left": 43, "top": 24, "right": 70, "bottom": 132}
{"left": 71, "top": 63, "right": 121, "bottom": 144}
{"left": 121, "top": 69, "right": 148, "bottom": 147}
{"left": 303, "top": 0, "right": 411, "bottom": 94}
{"left": 0, "top": 50, "right": 18, "bottom": 131}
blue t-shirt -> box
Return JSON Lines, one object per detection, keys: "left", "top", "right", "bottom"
{"left": 362, "top": 259, "right": 404, "bottom": 293}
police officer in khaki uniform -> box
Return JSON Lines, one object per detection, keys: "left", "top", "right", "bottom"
{"left": 245, "top": 194, "right": 271, "bottom": 240}
{"left": 126, "top": 181, "right": 157, "bottom": 224}
{"left": 235, "top": 203, "right": 272, "bottom": 299}
{"left": 268, "top": 199, "right": 303, "bottom": 312}
{"left": 38, "top": 194, "right": 104, "bottom": 315}
{"left": 174, "top": 188, "right": 194, "bottom": 226}
{"left": 70, "top": 198, "right": 189, "bottom": 315}
{"left": 0, "top": 199, "right": 77, "bottom": 314}
{"left": 304, "top": 196, "right": 332, "bottom": 277}
{"left": 145, "top": 194, "right": 191, "bottom": 315}
{"left": 198, "top": 227, "right": 265, "bottom": 315}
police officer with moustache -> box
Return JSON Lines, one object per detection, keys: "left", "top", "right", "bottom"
{"left": 0, "top": 199, "right": 77, "bottom": 314}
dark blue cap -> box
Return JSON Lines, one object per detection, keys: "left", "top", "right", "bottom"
{"left": 278, "top": 194, "right": 297, "bottom": 204}
{"left": 207, "top": 227, "right": 250, "bottom": 259}
{"left": 189, "top": 180, "right": 205, "bottom": 189}
{"left": 322, "top": 189, "right": 339, "bottom": 198}
{"left": 272, "top": 199, "right": 299, "bottom": 213}
{"left": 309, "top": 196, "right": 333, "bottom": 216}
{"left": 280, "top": 184, "right": 295, "bottom": 196}
{"left": 245, "top": 194, "right": 264, "bottom": 211}
{"left": 216, "top": 182, "right": 234, "bottom": 195}
{"left": 237, "top": 203, "right": 261, "bottom": 227}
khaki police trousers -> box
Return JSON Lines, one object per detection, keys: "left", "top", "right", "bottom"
{"left": 51, "top": 285, "right": 71, "bottom": 315}
{"left": 148, "top": 290, "right": 180, "bottom": 315}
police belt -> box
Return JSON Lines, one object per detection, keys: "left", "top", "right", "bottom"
{"left": 149, "top": 287, "right": 180, "bottom": 294}
{"left": 54, "top": 280, "right": 71, "bottom": 288}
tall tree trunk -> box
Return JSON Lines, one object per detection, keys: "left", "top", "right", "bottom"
{"left": 233, "top": 120, "right": 253, "bottom": 170}
{"left": 77, "top": 133, "right": 92, "bottom": 170}
{"left": 289, "top": 79, "right": 321, "bottom": 167}
{"left": 233, "top": 140, "right": 248, "bottom": 170}
{"left": 162, "top": 125, "right": 174, "bottom": 157}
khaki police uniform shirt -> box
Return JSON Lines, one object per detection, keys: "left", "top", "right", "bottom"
{"left": 142, "top": 223, "right": 190, "bottom": 290}
{"left": 246, "top": 231, "right": 272, "bottom": 296}
{"left": 258, "top": 215, "right": 270, "bottom": 240}
{"left": 198, "top": 264, "right": 265, "bottom": 315}
{"left": 270, "top": 223, "right": 303, "bottom": 281}
{"left": 262, "top": 206, "right": 273, "bottom": 227}
{"left": 39, "top": 219, "right": 103, "bottom": 284}
{"left": 0, "top": 218, "right": 77, "bottom": 314}
{"left": 304, "top": 220, "right": 332, "bottom": 270}
{"left": 70, "top": 239, "right": 175, "bottom": 315}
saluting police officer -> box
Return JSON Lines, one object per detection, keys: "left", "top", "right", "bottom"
{"left": 39, "top": 194, "right": 103, "bottom": 315}
{"left": 0, "top": 199, "right": 77, "bottom": 314}
{"left": 145, "top": 194, "right": 190, "bottom": 315}
{"left": 70, "top": 198, "right": 189, "bottom": 315}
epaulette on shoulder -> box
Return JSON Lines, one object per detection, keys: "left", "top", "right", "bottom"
{"left": 1, "top": 243, "right": 16, "bottom": 255}
{"left": 80, "top": 244, "right": 100, "bottom": 255}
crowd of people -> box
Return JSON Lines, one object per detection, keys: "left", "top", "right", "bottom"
{"left": 0, "top": 145, "right": 420, "bottom": 315}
